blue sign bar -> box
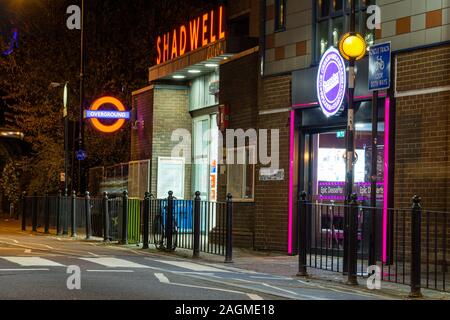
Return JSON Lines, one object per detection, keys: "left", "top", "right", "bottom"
{"left": 369, "top": 42, "right": 391, "bottom": 91}
{"left": 85, "top": 110, "right": 130, "bottom": 120}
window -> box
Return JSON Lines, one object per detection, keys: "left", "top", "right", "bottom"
{"left": 315, "top": 0, "right": 375, "bottom": 62}
{"left": 274, "top": 0, "right": 287, "bottom": 32}
{"left": 227, "top": 146, "right": 256, "bottom": 201}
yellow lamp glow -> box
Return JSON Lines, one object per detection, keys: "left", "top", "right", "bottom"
{"left": 338, "top": 32, "right": 367, "bottom": 61}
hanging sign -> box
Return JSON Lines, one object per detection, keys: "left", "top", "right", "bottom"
{"left": 316, "top": 47, "right": 347, "bottom": 117}
{"left": 85, "top": 96, "right": 130, "bottom": 133}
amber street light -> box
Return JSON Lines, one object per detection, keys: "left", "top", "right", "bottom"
{"left": 339, "top": 32, "right": 367, "bottom": 61}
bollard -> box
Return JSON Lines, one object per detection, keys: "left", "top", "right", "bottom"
{"left": 102, "top": 192, "right": 109, "bottom": 242}
{"left": 85, "top": 192, "right": 92, "bottom": 240}
{"left": 71, "top": 191, "right": 77, "bottom": 237}
{"left": 63, "top": 189, "right": 69, "bottom": 235}
{"left": 44, "top": 193, "right": 50, "bottom": 234}
{"left": 166, "top": 191, "right": 174, "bottom": 252}
{"left": 347, "top": 193, "right": 359, "bottom": 285}
{"left": 297, "top": 191, "right": 308, "bottom": 276}
{"left": 225, "top": 193, "right": 233, "bottom": 263}
{"left": 121, "top": 191, "right": 129, "bottom": 245}
{"left": 32, "top": 192, "right": 37, "bottom": 232}
{"left": 142, "top": 192, "right": 150, "bottom": 249}
{"left": 193, "top": 191, "right": 201, "bottom": 259}
{"left": 56, "top": 190, "right": 62, "bottom": 235}
{"left": 21, "top": 191, "right": 26, "bottom": 231}
{"left": 409, "top": 195, "right": 423, "bottom": 298}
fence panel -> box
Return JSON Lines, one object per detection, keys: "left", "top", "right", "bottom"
{"left": 128, "top": 198, "right": 142, "bottom": 244}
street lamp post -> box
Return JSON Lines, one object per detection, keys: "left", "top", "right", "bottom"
{"left": 338, "top": 0, "right": 367, "bottom": 285}
{"left": 78, "top": 0, "right": 86, "bottom": 195}
{"left": 50, "top": 82, "right": 69, "bottom": 195}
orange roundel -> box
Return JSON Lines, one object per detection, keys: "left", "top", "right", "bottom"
{"left": 89, "top": 96, "right": 127, "bottom": 133}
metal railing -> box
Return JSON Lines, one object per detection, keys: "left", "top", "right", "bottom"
{"left": 141, "top": 192, "right": 233, "bottom": 261}
{"left": 297, "top": 192, "right": 450, "bottom": 296}
{"left": 21, "top": 190, "right": 234, "bottom": 262}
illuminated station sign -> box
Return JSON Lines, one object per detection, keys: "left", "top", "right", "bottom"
{"left": 156, "top": 6, "right": 226, "bottom": 65}
{"left": 85, "top": 96, "right": 130, "bottom": 133}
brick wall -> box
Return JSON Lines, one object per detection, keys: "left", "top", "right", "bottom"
{"left": 394, "top": 44, "right": 450, "bottom": 210}
{"left": 378, "top": 0, "right": 450, "bottom": 51}
{"left": 218, "top": 52, "right": 259, "bottom": 248}
{"left": 254, "top": 74, "right": 292, "bottom": 252}
{"left": 131, "top": 87, "right": 153, "bottom": 161}
{"left": 264, "top": 0, "right": 312, "bottom": 75}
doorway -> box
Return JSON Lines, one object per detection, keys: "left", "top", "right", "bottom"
{"left": 299, "top": 122, "right": 385, "bottom": 263}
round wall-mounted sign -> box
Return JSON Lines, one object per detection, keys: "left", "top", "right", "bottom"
{"left": 86, "top": 96, "right": 130, "bottom": 133}
{"left": 316, "top": 47, "right": 347, "bottom": 117}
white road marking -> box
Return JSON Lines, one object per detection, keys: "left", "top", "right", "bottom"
{"left": 154, "top": 272, "right": 253, "bottom": 296}
{"left": 250, "top": 276, "right": 292, "bottom": 280}
{"left": 262, "top": 283, "right": 300, "bottom": 296}
{"left": 87, "top": 270, "right": 134, "bottom": 273}
{"left": 247, "top": 294, "right": 264, "bottom": 300}
{"left": 87, "top": 252, "right": 100, "bottom": 257}
{"left": 1, "top": 257, "right": 64, "bottom": 267}
{"left": 80, "top": 257, "right": 151, "bottom": 269}
{"left": 155, "top": 273, "right": 170, "bottom": 283}
{"left": 0, "top": 268, "right": 50, "bottom": 272}
{"left": 154, "top": 260, "right": 230, "bottom": 273}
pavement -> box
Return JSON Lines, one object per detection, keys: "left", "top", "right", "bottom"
{"left": 0, "top": 217, "right": 448, "bottom": 300}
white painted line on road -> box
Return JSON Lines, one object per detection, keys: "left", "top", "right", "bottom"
{"left": 155, "top": 273, "right": 170, "bottom": 283}
{"left": 262, "top": 283, "right": 300, "bottom": 296}
{"left": 1, "top": 257, "right": 65, "bottom": 267}
{"left": 0, "top": 237, "right": 19, "bottom": 244}
{"left": 154, "top": 272, "right": 252, "bottom": 297}
{"left": 0, "top": 268, "right": 50, "bottom": 272}
{"left": 87, "top": 270, "right": 134, "bottom": 273}
{"left": 250, "top": 276, "right": 292, "bottom": 280}
{"left": 80, "top": 257, "right": 151, "bottom": 269}
{"left": 153, "top": 260, "right": 230, "bottom": 273}
{"left": 87, "top": 252, "right": 100, "bottom": 257}
{"left": 247, "top": 294, "right": 264, "bottom": 300}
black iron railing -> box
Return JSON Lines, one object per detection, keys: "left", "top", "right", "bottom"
{"left": 21, "top": 190, "right": 234, "bottom": 261}
{"left": 297, "top": 192, "right": 450, "bottom": 295}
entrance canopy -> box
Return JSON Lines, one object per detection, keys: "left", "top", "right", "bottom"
{"left": 149, "top": 37, "right": 258, "bottom": 82}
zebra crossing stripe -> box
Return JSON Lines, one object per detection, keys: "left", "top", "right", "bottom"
{"left": 80, "top": 257, "right": 151, "bottom": 269}
{"left": 1, "top": 257, "right": 65, "bottom": 267}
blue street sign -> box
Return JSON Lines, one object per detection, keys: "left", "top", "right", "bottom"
{"left": 369, "top": 42, "right": 391, "bottom": 91}
{"left": 76, "top": 150, "right": 87, "bottom": 161}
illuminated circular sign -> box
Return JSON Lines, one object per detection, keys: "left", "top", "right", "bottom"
{"left": 86, "top": 96, "right": 130, "bottom": 133}
{"left": 317, "top": 47, "right": 347, "bottom": 117}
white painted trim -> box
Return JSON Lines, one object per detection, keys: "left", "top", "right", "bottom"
{"left": 259, "top": 108, "right": 291, "bottom": 116}
{"left": 395, "top": 85, "right": 450, "bottom": 98}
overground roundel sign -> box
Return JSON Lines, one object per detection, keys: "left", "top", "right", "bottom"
{"left": 85, "top": 96, "right": 130, "bottom": 133}
{"left": 316, "top": 47, "right": 347, "bottom": 117}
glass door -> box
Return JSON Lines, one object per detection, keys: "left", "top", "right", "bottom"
{"left": 192, "top": 114, "right": 219, "bottom": 201}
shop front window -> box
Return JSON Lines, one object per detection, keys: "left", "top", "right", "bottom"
{"left": 315, "top": 0, "right": 375, "bottom": 62}
{"left": 227, "top": 146, "right": 255, "bottom": 201}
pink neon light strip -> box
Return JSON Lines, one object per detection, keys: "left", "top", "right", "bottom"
{"left": 292, "top": 94, "right": 388, "bottom": 109}
{"left": 382, "top": 97, "right": 390, "bottom": 263}
{"left": 288, "top": 110, "right": 295, "bottom": 255}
